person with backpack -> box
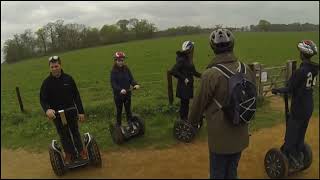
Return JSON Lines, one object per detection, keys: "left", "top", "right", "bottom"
{"left": 272, "top": 40, "right": 318, "bottom": 169}
{"left": 110, "top": 51, "right": 140, "bottom": 131}
{"left": 170, "top": 41, "right": 201, "bottom": 121}
{"left": 188, "top": 29, "right": 257, "bottom": 179}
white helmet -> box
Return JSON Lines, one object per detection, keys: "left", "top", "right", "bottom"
{"left": 181, "top": 41, "right": 194, "bottom": 52}
{"left": 297, "top": 40, "right": 318, "bottom": 58}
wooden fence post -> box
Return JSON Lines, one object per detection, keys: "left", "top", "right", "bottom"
{"left": 167, "top": 70, "right": 174, "bottom": 105}
{"left": 250, "top": 62, "right": 263, "bottom": 97}
{"left": 15, "top": 86, "right": 25, "bottom": 112}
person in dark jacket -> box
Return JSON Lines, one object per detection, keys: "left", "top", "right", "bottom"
{"left": 273, "top": 40, "right": 319, "bottom": 169}
{"left": 110, "top": 51, "right": 140, "bottom": 130}
{"left": 40, "top": 56, "right": 87, "bottom": 164}
{"left": 170, "top": 41, "right": 201, "bottom": 120}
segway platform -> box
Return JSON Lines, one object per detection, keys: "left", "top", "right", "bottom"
{"left": 109, "top": 114, "right": 145, "bottom": 144}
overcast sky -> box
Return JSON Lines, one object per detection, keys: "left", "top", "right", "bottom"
{"left": 1, "top": 1, "right": 319, "bottom": 63}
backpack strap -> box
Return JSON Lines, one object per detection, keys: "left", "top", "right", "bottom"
{"left": 211, "top": 64, "right": 234, "bottom": 79}
{"left": 240, "top": 62, "right": 246, "bottom": 74}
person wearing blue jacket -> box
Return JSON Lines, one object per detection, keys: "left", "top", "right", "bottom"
{"left": 110, "top": 51, "right": 140, "bottom": 129}
{"left": 273, "top": 40, "right": 319, "bottom": 169}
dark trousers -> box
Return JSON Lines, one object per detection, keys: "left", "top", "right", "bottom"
{"left": 114, "top": 95, "right": 132, "bottom": 126}
{"left": 180, "top": 98, "right": 190, "bottom": 120}
{"left": 209, "top": 151, "right": 242, "bottom": 179}
{"left": 53, "top": 114, "right": 83, "bottom": 157}
{"left": 283, "top": 116, "right": 310, "bottom": 159}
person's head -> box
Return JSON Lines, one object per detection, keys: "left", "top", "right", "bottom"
{"left": 48, "top": 56, "right": 62, "bottom": 77}
{"left": 297, "top": 40, "right": 318, "bottom": 61}
{"left": 181, "top": 41, "right": 194, "bottom": 54}
{"left": 113, "top": 51, "right": 126, "bottom": 68}
{"left": 209, "top": 28, "right": 234, "bottom": 54}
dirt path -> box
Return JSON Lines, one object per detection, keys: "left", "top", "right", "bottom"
{"left": 1, "top": 97, "right": 319, "bottom": 179}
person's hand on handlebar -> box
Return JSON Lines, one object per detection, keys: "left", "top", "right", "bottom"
{"left": 272, "top": 87, "right": 288, "bottom": 95}
{"left": 78, "top": 114, "right": 85, "bottom": 123}
{"left": 271, "top": 88, "right": 280, "bottom": 95}
{"left": 134, "top": 84, "right": 140, "bottom": 89}
{"left": 120, "top": 89, "right": 127, "bottom": 94}
{"left": 46, "top": 109, "right": 56, "bottom": 120}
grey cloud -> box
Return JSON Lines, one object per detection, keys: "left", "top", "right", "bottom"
{"left": 1, "top": 1, "right": 319, "bottom": 62}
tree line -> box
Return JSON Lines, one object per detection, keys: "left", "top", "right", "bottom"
{"left": 3, "top": 19, "right": 319, "bottom": 64}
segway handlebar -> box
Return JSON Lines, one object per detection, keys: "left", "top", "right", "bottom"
{"left": 271, "top": 87, "right": 289, "bottom": 96}
{"left": 54, "top": 107, "right": 77, "bottom": 125}
{"left": 271, "top": 87, "right": 290, "bottom": 122}
{"left": 120, "top": 85, "right": 141, "bottom": 94}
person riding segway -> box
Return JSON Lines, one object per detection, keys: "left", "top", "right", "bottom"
{"left": 40, "top": 56, "right": 101, "bottom": 176}
{"left": 109, "top": 52, "right": 145, "bottom": 144}
{"left": 170, "top": 41, "right": 203, "bottom": 142}
{"left": 264, "top": 40, "right": 318, "bottom": 179}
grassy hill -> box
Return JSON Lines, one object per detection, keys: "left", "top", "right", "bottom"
{"left": 1, "top": 32, "right": 319, "bottom": 152}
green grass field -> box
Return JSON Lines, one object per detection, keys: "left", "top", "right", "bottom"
{"left": 1, "top": 32, "right": 319, "bottom": 152}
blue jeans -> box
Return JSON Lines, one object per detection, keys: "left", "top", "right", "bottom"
{"left": 209, "top": 151, "right": 242, "bottom": 179}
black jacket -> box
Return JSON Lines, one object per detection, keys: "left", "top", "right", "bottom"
{"left": 288, "top": 61, "right": 319, "bottom": 120}
{"left": 40, "top": 70, "right": 84, "bottom": 114}
{"left": 170, "top": 51, "right": 201, "bottom": 99}
{"left": 110, "top": 66, "right": 138, "bottom": 97}
{"left": 278, "top": 61, "right": 319, "bottom": 120}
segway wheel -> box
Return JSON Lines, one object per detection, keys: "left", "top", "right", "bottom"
{"left": 173, "top": 120, "right": 196, "bottom": 143}
{"left": 109, "top": 123, "right": 125, "bottom": 144}
{"left": 264, "top": 148, "right": 289, "bottom": 179}
{"left": 301, "top": 143, "right": 313, "bottom": 171}
{"left": 87, "top": 136, "right": 102, "bottom": 168}
{"left": 132, "top": 115, "right": 145, "bottom": 136}
{"left": 48, "top": 145, "right": 66, "bottom": 176}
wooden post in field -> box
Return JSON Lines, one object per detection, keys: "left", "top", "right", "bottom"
{"left": 167, "top": 70, "right": 174, "bottom": 105}
{"left": 15, "top": 86, "right": 24, "bottom": 112}
{"left": 249, "top": 62, "right": 262, "bottom": 97}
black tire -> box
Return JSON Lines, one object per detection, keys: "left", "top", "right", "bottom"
{"left": 173, "top": 120, "right": 196, "bottom": 143}
{"left": 87, "top": 137, "right": 102, "bottom": 168}
{"left": 301, "top": 143, "right": 313, "bottom": 171}
{"left": 48, "top": 145, "right": 65, "bottom": 176}
{"left": 109, "top": 123, "right": 125, "bottom": 144}
{"left": 132, "top": 115, "right": 145, "bottom": 136}
{"left": 264, "top": 148, "right": 289, "bottom": 179}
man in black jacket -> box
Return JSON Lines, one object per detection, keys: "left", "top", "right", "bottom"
{"left": 40, "top": 56, "right": 87, "bottom": 164}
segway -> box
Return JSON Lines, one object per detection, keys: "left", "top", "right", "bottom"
{"left": 109, "top": 86, "right": 145, "bottom": 145}
{"left": 173, "top": 115, "right": 204, "bottom": 143}
{"left": 48, "top": 107, "right": 102, "bottom": 176}
{"left": 264, "top": 88, "right": 313, "bottom": 179}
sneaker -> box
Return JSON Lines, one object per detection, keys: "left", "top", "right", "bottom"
{"left": 64, "top": 152, "right": 72, "bottom": 165}
{"left": 80, "top": 149, "right": 88, "bottom": 160}
{"left": 288, "top": 154, "right": 303, "bottom": 169}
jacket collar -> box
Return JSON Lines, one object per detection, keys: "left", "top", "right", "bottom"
{"left": 206, "top": 52, "right": 237, "bottom": 68}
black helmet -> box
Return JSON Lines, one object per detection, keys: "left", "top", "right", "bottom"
{"left": 209, "top": 28, "right": 234, "bottom": 54}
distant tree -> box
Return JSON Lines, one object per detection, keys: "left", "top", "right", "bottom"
{"left": 258, "top": 19, "right": 271, "bottom": 31}
{"left": 81, "top": 27, "right": 101, "bottom": 47}
{"left": 100, "top": 24, "right": 122, "bottom": 44}
{"left": 35, "top": 28, "right": 48, "bottom": 54}
{"left": 116, "top": 19, "right": 130, "bottom": 32}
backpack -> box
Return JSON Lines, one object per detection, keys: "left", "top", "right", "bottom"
{"left": 212, "top": 62, "right": 257, "bottom": 126}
